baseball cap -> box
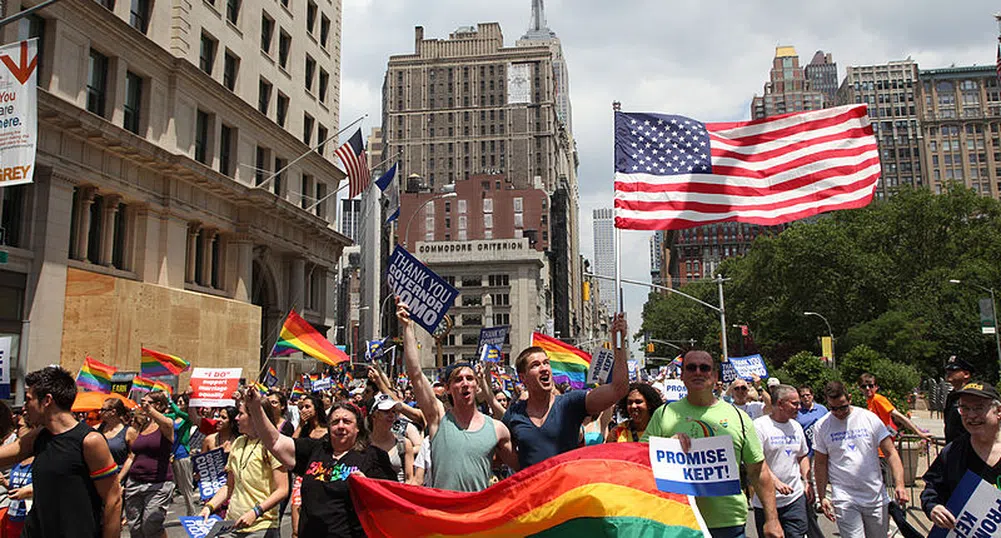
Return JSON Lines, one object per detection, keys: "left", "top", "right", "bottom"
{"left": 767, "top": 377, "right": 780, "bottom": 387}
{"left": 442, "top": 362, "right": 474, "bottom": 384}
{"left": 945, "top": 355, "right": 975, "bottom": 373}
{"left": 372, "top": 393, "right": 397, "bottom": 412}
{"left": 954, "top": 381, "right": 1000, "bottom": 401}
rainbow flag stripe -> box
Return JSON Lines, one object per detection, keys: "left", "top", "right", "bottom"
{"left": 531, "top": 332, "right": 591, "bottom": 389}
{"left": 291, "top": 384, "right": 307, "bottom": 398}
{"left": 350, "top": 443, "right": 705, "bottom": 537}
{"left": 273, "top": 310, "right": 349, "bottom": 367}
{"left": 77, "top": 357, "right": 116, "bottom": 393}
{"left": 140, "top": 348, "right": 190, "bottom": 377}
{"left": 132, "top": 375, "right": 157, "bottom": 393}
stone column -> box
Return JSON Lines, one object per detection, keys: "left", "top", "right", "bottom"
{"left": 185, "top": 224, "right": 199, "bottom": 283}
{"left": 230, "top": 234, "right": 254, "bottom": 302}
{"left": 200, "top": 228, "right": 216, "bottom": 287}
{"left": 99, "top": 194, "right": 121, "bottom": 266}
{"left": 74, "top": 186, "right": 96, "bottom": 261}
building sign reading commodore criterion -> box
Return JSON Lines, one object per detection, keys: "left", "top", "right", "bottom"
{"left": 417, "top": 240, "right": 527, "bottom": 255}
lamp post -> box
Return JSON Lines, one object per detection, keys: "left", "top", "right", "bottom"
{"left": 949, "top": 279, "right": 1001, "bottom": 374}
{"left": 803, "top": 311, "right": 835, "bottom": 370}
{"left": 403, "top": 189, "right": 457, "bottom": 250}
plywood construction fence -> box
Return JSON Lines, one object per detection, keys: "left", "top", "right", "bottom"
{"left": 61, "top": 268, "right": 261, "bottom": 389}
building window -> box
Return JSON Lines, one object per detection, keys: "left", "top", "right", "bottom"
{"left": 303, "top": 114, "right": 314, "bottom": 145}
{"left": 195, "top": 110, "right": 209, "bottom": 163}
{"left": 199, "top": 33, "right": 217, "bottom": 75}
{"left": 316, "top": 125, "right": 327, "bottom": 155}
{"left": 123, "top": 71, "right": 143, "bottom": 134}
{"left": 278, "top": 31, "right": 291, "bottom": 70}
{"left": 86, "top": 194, "right": 104, "bottom": 265}
{"left": 304, "top": 55, "right": 315, "bottom": 92}
{"left": 306, "top": 1, "right": 317, "bottom": 34}
{"left": 223, "top": 51, "right": 238, "bottom": 91}
{"left": 300, "top": 174, "right": 312, "bottom": 209}
{"left": 319, "top": 15, "right": 330, "bottom": 48}
{"left": 318, "top": 70, "right": 329, "bottom": 103}
{"left": 258, "top": 78, "right": 271, "bottom": 115}
{"left": 219, "top": 124, "right": 234, "bottom": 176}
{"left": 96, "top": 0, "right": 114, "bottom": 9}
{"left": 315, "top": 182, "right": 327, "bottom": 218}
{"left": 255, "top": 146, "right": 268, "bottom": 185}
{"left": 276, "top": 92, "right": 289, "bottom": 127}
{"left": 273, "top": 157, "right": 286, "bottom": 195}
{"left": 86, "top": 49, "right": 108, "bottom": 117}
{"left": 129, "top": 0, "right": 149, "bottom": 33}
{"left": 260, "top": 14, "right": 274, "bottom": 54}
{"left": 226, "top": 0, "right": 240, "bottom": 24}
{"left": 1, "top": 184, "right": 27, "bottom": 249}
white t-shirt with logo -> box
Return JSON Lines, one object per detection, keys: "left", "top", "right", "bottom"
{"left": 736, "top": 401, "right": 766, "bottom": 420}
{"left": 751, "top": 415, "right": 808, "bottom": 508}
{"left": 813, "top": 407, "right": 891, "bottom": 506}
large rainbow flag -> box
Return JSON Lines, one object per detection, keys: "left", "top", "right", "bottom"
{"left": 132, "top": 375, "right": 172, "bottom": 395}
{"left": 76, "top": 357, "right": 116, "bottom": 393}
{"left": 140, "top": 348, "right": 190, "bottom": 377}
{"left": 273, "top": 310, "right": 349, "bottom": 367}
{"left": 349, "top": 443, "right": 706, "bottom": 537}
{"left": 531, "top": 332, "right": 591, "bottom": 389}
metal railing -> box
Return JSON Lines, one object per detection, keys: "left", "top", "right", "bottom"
{"left": 890, "top": 433, "right": 945, "bottom": 535}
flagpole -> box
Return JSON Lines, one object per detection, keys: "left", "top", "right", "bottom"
{"left": 303, "top": 150, "right": 402, "bottom": 213}
{"left": 612, "top": 101, "right": 624, "bottom": 350}
{"left": 254, "top": 114, "right": 367, "bottom": 192}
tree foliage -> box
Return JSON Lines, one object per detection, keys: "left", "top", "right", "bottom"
{"left": 641, "top": 186, "right": 1001, "bottom": 383}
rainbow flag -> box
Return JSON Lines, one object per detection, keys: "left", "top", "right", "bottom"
{"left": 252, "top": 381, "right": 269, "bottom": 396}
{"left": 349, "top": 443, "right": 706, "bottom": 537}
{"left": 76, "top": 357, "right": 116, "bottom": 393}
{"left": 133, "top": 375, "right": 173, "bottom": 395}
{"left": 273, "top": 310, "right": 349, "bottom": 367}
{"left": 140, "top": 347, "right": 190, "bottom": 377}
{"left": 531, "top": 332, "right": 591, "bottom": 389}
{"left": 291, "top": 383, "right": 307, "bottom": 398}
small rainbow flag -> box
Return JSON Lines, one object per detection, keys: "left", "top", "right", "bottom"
{"left": 263, "top": 366, "right": 279, "bottom": 387}
{"left": 273, "top": 310, "right": 349, "bottom": 367}
{"left": 531, "top": 332, "right": 591, "bottom": 389}
{"left": 252, "top": 381, "right": 269, "bottom": 396}
{"left": 291, "top": 383, "right": 307, "bottom": 398}
{"left": 76, "top": 357, "right": 116, "bottom": 393}
{"left": 140, "top": 348, "right": 190, "bottom": 377}
{"left": 349, "top": 443, "right": 706, "bottom": 537}
{"left": 133, "top": 375, "right": 174, "bottom": 395}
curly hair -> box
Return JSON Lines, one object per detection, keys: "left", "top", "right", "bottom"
{"left": 25, "top": 366, "right": 77, "bottom": 411}
{"left": 615, "top": 382, "right": 665, "bottom": 419}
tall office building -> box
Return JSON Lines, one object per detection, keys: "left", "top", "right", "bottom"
{"left": 381, "top": 6, "right": 583, "bottom": 340}
{"left": 836, "top": 60, "right": 922, "bottom": 197}
{"left": 917, "top": 65, "right": 1001, "bottom": 199}
{"left": 0, "top": 0, "right": 349, "bottom": 395}
{"left": 804, "top": 50, "right": 839, "bottom": 107}
{"left": 591, "top": 208, "right": 614, "bottom": 309}
{"left": 649, "top": 230, "right": 668, "bottom": 288}
{"left": 517, "top": 0, "right": 572, "bottom": 134}
{"left": 751, "top": 46, "right": 825, "bottom": 119}
{"left": 340, "top": 198, "right": 362, "bottom": 243}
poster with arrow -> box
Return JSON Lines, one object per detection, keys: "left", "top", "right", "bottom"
{"left": 0, "top": 39, "right": 37, "bottom": 188}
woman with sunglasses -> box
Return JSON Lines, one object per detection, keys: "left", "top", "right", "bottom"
{"left": 98, "top": 398, "right": 138, "bottom": 482}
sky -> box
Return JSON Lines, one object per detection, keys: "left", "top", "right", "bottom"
{"left": 336, "top": 0, "right": 1001, "bottom": 353}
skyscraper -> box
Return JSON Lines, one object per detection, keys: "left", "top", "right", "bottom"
{"left": 804, "top": 50, "right": 839, "bottom": 107}
{"left": 836, "top": 60, "right": 922, "bottom": 197}
{"left": 592, "top": 208, "right": 614, "bottom": 310}
{"left": 751, "top": 46, "right": 825, "bottom": 119}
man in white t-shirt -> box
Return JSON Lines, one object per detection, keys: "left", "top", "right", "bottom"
{"left": 813, "top": 381, "right": 907, "bottom": 538}
{"left": 753, "top": 384, "right": 810, "bottom": 538}
{"left": 729, "top": 376, "right": 771, "bottom": 419}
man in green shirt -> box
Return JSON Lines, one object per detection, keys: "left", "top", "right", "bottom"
{"left": 642, "top": 351, "right": 783, "bottom": 538}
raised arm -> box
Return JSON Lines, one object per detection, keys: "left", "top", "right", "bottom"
{"left": 586, "top": 313, "right": 630, "bottom": 415}
{"left": 398, "top": 297, "right": 444, "bottom": 436}
{"left": 244, "top": 388, "right": 297, "bottom": 468}
{"left": 475, "top": 363, "right": 506, "bottom": 420}
{"left": 143, "top": 395, "right": 175, "bottom": 443}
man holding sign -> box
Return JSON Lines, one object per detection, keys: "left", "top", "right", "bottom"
{"left": 642, "top": 351, "right": 783, "bottom": 538}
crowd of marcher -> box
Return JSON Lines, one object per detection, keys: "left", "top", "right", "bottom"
{"left": 0, "top": 303, "right": 995, "bottom": 537}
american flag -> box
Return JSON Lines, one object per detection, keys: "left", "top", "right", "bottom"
{"left": 996, "top": 41, "right": 1001, "bottom": 86}
{"left": 613, "top": 105, "right": 879, "bottom": 230}
{"left": 335, "top": 129, "right": 371, "bottom": 198}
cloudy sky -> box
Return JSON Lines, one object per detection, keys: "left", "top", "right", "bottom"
{"left": 337, "top": 0, "right": 1000, "bottom": 351}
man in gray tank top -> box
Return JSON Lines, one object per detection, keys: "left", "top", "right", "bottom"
{"left": 397, "top": 298, "right": 519, "bottom": 492}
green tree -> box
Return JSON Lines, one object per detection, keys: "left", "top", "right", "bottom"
{"left": 771, "top": 351, "right": 841, "bottom": 397}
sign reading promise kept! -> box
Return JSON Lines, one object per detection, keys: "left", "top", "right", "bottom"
{"left": 649, "top": 435, "right": 741, "bottom": 497}
{"left": 387, "top": 245, "right": 459, "bottom": 334}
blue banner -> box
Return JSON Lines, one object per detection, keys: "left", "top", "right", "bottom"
{"left": 191, "top": 448, "right": 227, "bottom": 501}
{"left": 311, "top": 377, "right": 333, "bottom": 392}
{"left": 179, "top": 516, "right": 237, "bottom": 538}
{"left": 386, "top": 245, "right": 459, "bottom": 334}
{"left": 479, "top": 343, "right": 502, "bottom": 363}
{"left": 929, "top": 471, "right": 1001, "bottom": 538}
{"left": 728, "top": 354, "right": 769, "bottom": 381}
{"left": 478, "top": 326, "right": 509, "bottom": 347}
{"left": 719, "top": 361, "right": 738, "bottom": 383}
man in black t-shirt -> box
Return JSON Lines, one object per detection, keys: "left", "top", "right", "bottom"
{"left": 943, "top": 355, "right": 973, "bottom": 444}
{"left": 0, "top": 366, "right": 122, "bottom": 538}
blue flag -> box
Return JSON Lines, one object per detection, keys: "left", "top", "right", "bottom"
{"left": 375, "top": 163, "right": 399, "bottom": 224}
{"left": 480, "top": 343, "right": 502, "bottom": 363}
{"left": 366, "top": 338, "right": 386, "bottom": 361}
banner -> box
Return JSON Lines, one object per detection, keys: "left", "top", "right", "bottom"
{"left": 479, "top": 343, "right": 502, "bottom": 363}
{"left": 719, "top": 361, "right": 738, "bottom": 383}
{"left": 506, "top": 63, "right": 531, "bottom": 104}
{"left": 980, "top": 298, "right": 996, "bottom": 335}
{"left": 311, "top": 377, "right": 332, "bottom": 392}
{"left": 478, "top": 326, "right": 509, "bottom": 348}
{"left": 627, "top": 360, "right": 639, "bottom": 382}
{"left": 662, "top": 379, "right": 688, "bottom": 403}
{"left": 192, "top": 448, "right": 228, "bottom": 501}
{"left": 386, "top": 245, "right": 459, "bottom": 334}
{"left": 178, "top": 516, "right": 236, "bottom": 538}
{"left": 929, "top": 471, "right": 1001, "bottom": 538}
{"left": 820, "top": 337, "right": 834, "bottom": 362}
{"left": 586, "top": 347, "right": 614, "bottom": 385}
{"left": 0, "top": 39, "right": 37, "bottom": 188}
{"left": 649, "top": 435, "right": 740, "bottom": 497}
{"left": 0, "top": 336, "right": 10, "bottom": 399}
{"left": 110, "top": 371, "right": 136, "bottom": 397}
{"left": 189, "top": 368, "right": 242, "bottom": 407}
{"left": 728, "top": 354, "right": 769, "bottom": 381}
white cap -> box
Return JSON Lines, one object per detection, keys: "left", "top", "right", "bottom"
{"left": 766, "top": 377, "right": 780, "bottom": 387}
{"left": 373, "top": 393, "right": 397, "bottom": 411}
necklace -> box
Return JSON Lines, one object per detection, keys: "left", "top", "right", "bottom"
{"left": 238, "top": 439, "right": 260, "bottom": 471}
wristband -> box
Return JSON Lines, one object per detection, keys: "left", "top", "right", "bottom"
{"left": 253, "top": 504, "right": 264, "bottom": 517}
{"left": 205, "top": 502, "right": 215, "bottom": 513}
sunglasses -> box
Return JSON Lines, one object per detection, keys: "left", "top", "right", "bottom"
{"left": 830, "top": 404, "right": 851, "bottom": 412}
{"left": 859, "top": 384, "right": 875, "bottom": 389}
{"left": 684, "top": 363, "right": 712, "bottom": 373}
{"left": 732, "top": 386, "right": 748, "bottom": 392}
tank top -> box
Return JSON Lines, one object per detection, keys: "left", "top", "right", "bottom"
{"left": 128, "top": 426, "right": 173, "bottom": 483}
{"left": 430, "top": 412, "right": 497, "bottom": 492}
{"left": 104, "top": 425, "right": 130, "bottom": 466}
{"left": 23, "top": 421, "right": 104, "bottom": 537}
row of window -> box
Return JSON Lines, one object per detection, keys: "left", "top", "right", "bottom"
{"left": 87, "top": 49, "right": 145, "bottom": 135}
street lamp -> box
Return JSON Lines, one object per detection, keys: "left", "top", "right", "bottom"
{"left": 403, "top": 189, "right": 457, "bottom": 250}
{"left": 949, "top": 279, "right": 1001, "bottom": 374}
{"left": 803, "top": 311, "right": 835, "bottom": 370}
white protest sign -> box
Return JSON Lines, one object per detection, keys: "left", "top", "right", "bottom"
{"left": 586, "top": 347, "right": 614, "bottom": 385}
{"left": 649, "top": 435, "right": 741, "bottom": 497}
{"left": 0, "top": 39, "right": 37, "bottom": 188}
{"left": 627, "top": 360, "right": 639, "bottom": 382}
{"left": 192, "top": 447, "right": 227, "bottom": 501}
{"left": 728, "top": 354, "right": 769, "bottom": 381}
{"left": 188, "top": 368, "right": 241, "bottom": 407}
{"left": 311, "top": 377, "right": 332, "bottom": 391}
{"left": 0, "top": 337, "right": 11, "bottom": 399}
{"left": 662, "top": 379, "right": 688, "bottom": 403}
{"left": 929, "top": 471, "right": 1001, "bottom": 538}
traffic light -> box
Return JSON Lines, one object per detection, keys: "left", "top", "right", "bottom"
{"left": 603, "top": 341, "right": 612, "bottom": 350}
{"left": 646, "top": 342, "right": 655, "bottom": 353}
